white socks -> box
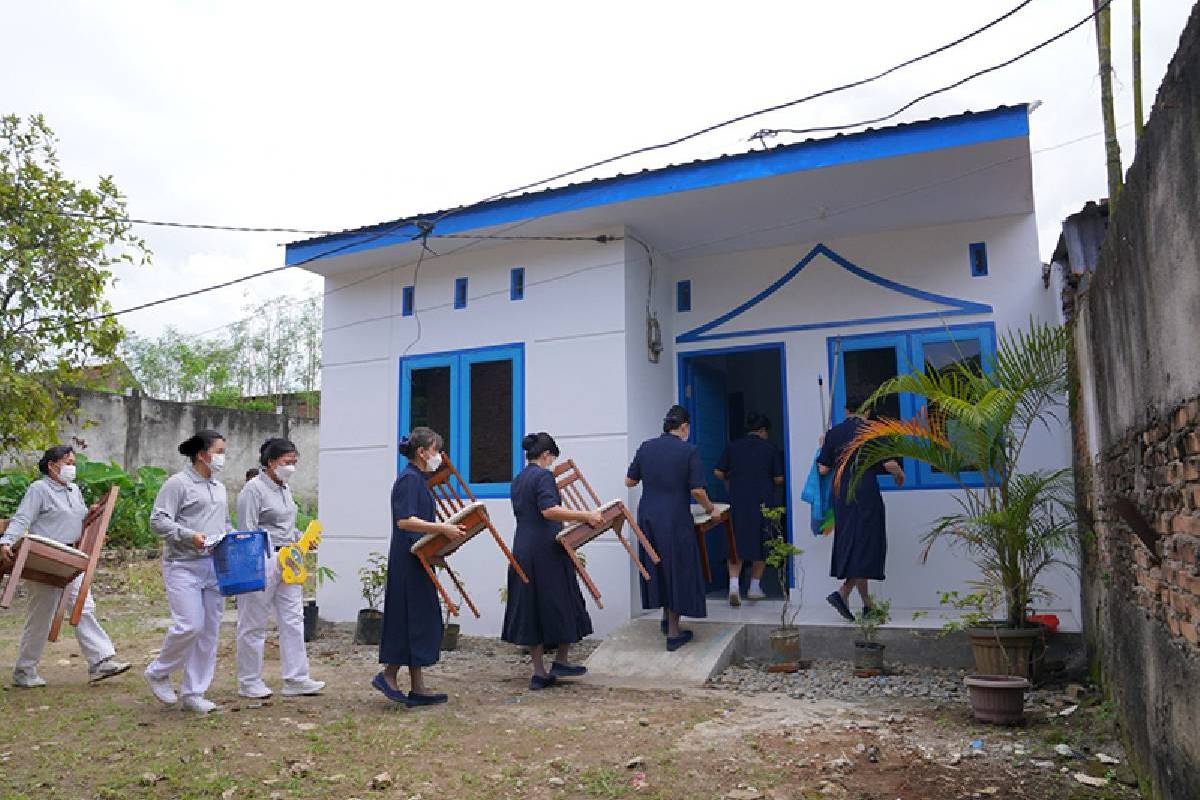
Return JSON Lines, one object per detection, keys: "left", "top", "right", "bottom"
{"left": 749, "top": 578, "right": 762, "bottom": 594}
{"left": 729, "top": 579, "right": 738, "bottom": 592}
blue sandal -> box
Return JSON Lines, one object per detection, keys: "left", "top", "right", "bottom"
{"left": 371, "top": 672, "right": 407, "bottom": 703}
{"left": 666, "top": 630, "right": 694, "bottom": 651}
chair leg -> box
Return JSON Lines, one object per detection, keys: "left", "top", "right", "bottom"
{"left": 485, "top": 519, "right": 529, "bottom": 584}
{"left": 613, "top": 527, "right": 651, "bottom": 580}
{"left": 563, "top": 542, "right": 603, "bottom": 609}
{"left": 0, "top": 543, "right": 31, "bottom": 609}
{"left": 724, "top": 519, "right": 740, "bottom": 566}
{"left": 48, "top": 583, "right": 72, "bottom": 643}
{"left": 444, "top": 567, "right": 480, "bottom": 619}
{"left": 696, "top": 526, "right": 713, "bottom": 582}
{"left": 419, "top": 553, "right": 458, "bottom": 617}
{"left": 623, "top": 508, "right": 660, "bottom": 564}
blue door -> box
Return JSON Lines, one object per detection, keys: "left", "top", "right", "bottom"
{"left": 689, "top": 362, "right": 728, "bottom": 503}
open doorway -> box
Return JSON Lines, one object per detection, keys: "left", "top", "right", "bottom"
{"left": 678, "top": 344, "right": 789, "bottom": 598}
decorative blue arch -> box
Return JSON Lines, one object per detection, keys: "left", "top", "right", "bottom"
{"left": 675, "top": 243, "right": 993, "bottom": 344}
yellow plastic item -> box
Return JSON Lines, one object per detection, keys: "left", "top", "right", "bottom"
{"left": 278, "top": 520, "right": 322, "bottom": 585}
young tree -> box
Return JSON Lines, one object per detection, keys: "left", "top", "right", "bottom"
{"left": 0, "top": 114, "right": 149, "bottom": 454}
{"left": 1093, "top": 0, "right": 1123, "bottom": 203}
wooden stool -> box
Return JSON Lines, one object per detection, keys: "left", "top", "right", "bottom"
{"left": 409, "top": 454, "right": 527, "bottom": 618}
{"left": 690, "top": 502, "right": 734, "bottom": 582}
{"left": 552, "top": 459, "right": 660, "bottom": 609}
{"left": 0, "top": 487, "right": 118, "bottom": 641}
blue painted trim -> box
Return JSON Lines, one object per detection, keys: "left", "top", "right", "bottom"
{"left": 454, "top": 277, "right": 468, "bottom": 310}
{"left": 510, "top": 267, "right": 525, "bottom": 301}
{"left": 676, "top": 280, "right": 692, "bottom": 313}
{"left": 969, "top": 242, "right": 989, "bottom": 277}
{"left": 677, "top": 243, "right": 993, "bottom": 344}
{"left": 398, "top": 342, "right": 524, "bottom": 498}
{"left": 676, "top": 342, "right": 795, "bottom": 588}
{"left": 286, "top": 107, "right": 1029, "bottom": 265}
{"left": 401, "top": 285, "right": 414, "bottom": 317}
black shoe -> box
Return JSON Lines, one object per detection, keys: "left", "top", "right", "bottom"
{"left": 550, "top": 662, "right": 587, "bottom": 678}
{"left": 666, "top": 630, "right": 694, "bottom": 652}
{"left": 405, "top": 691, "right": 448, "bottom": 707}
{"left": 826, "top": 592, "right": 855, "bottom": 622}
{"left": 529, "top": 674, "right": 558, "bottom": 690}
{"left": 370, "top": 672, "right": 407, "bottom": 703}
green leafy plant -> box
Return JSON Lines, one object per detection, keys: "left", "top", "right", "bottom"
{"left": 358, "top": 551, "right": 388, "bottom": 611}
{"left": 839, "top": 321, "right": 1079, "bottom": 629}
{"left": 854, "top": 595, "right": 891, "bottom": 644}
{"left": 762, "top": 505, "right": 804, "bottom": 629}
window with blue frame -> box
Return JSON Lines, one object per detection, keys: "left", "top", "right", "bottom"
{"left": 399, "top": 343, "right": 524, "bottom": 497}
{"left": 828, "top": 323, "right": 995, "bottom": 490}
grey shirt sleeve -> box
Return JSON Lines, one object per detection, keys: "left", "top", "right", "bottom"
{"left": 150, "top": 477, "right": 193, "bottom": 547}
{"left": 236, "top": 484, "right": 260, "bottom": 531}
{"left": 0, "top": 482, "right": 43, "bottom": 546}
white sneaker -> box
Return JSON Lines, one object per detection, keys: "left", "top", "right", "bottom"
{"left": 238, "top": 681, "right": 273, "bottom": 699}
{"left": 181, "top": 695, "right": 217, "bottom": 714}
{"left": 13, "top": 671, "right": 46, "bottom": 688}
{"left": 746, "top": 587, "right": 768, "bottom": 601}
{"left": 728, "top": 588, "right": 741, "bottom": 607}
{"left": 89, "top": 658, "right": 131, "bottom": 683}
{"left": 281, "top": 677, "right": 326, "bottom": 696}
{"left": 144, "top": 669, "right": 177, "bottom": 705}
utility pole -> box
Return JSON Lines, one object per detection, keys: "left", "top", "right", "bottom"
{"left": 1132, "top": 0, "right": 1145, "bottom": 139}
{"left": 1093, "top": 0, "right": 1123, "bottom": 203}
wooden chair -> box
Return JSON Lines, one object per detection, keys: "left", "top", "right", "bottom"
{"left": 410, "top": 453, "right": 528, "bottom": 618}
{"left": 690, "top": 502, "right": 735, "bottom": 582}
{"left": 553, "top": 459, "right": 660, "bottom": 609}
{"left": 0, "top": 487, "right": 119, "bottom": 641}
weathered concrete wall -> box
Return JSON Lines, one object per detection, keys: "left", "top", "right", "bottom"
{"left": 50, "top": 389, "right": 319, "bottom": 507}
{"left": 1070, "top": 6, "right": 1200, "bottom": 798}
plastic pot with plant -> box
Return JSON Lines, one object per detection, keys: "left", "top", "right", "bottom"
{"left": 302, "top": 556, "right": 337, "bottom": 642}
{"left": 355, "top": 552, "right": 387, "bottom": 646}
{"left": 852, "top": 595, "right": 890, "bottom": 677}
{"left": 762, "top": 505, "right": 804, "bottom": 672}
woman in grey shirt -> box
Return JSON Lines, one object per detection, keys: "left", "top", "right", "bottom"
{"left": 0, "top": 445, "right": 130, "bottom": 687}
{"left": 143, "top": 430, "right": 231, "bottom": 714}
{"left": 235, "top": 438, "right": 324, "bottom": 699}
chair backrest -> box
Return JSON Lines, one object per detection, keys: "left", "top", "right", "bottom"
{"left": 77, "top": 487, "right": 119, "bottom": 556}
{"left": 552, "top": 459, "right": 603, "bottom": 514}
{"left": 425, "top": 453, "right": 477, "bottom": 521}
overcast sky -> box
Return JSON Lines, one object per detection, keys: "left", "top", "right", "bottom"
{"left": 5, "top": 1, "right": 1194, "bottom": 339}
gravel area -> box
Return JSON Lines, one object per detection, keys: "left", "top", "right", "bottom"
{"left": 710, "top": 658, "right": 972, "bottom": 702}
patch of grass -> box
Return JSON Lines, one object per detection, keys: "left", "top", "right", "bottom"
{"left": 577, "top": 766, "right": 632, "bottom": 798}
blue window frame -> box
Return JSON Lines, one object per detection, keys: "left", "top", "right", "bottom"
{"left": 827, "top": 322, "right": 996, "bottom": 490}
{"left": 676, "top": 280, "right": 692, "bottom": 312}
{"left": 510, "top": 267, "right": 525, "bottom": 301}
{"left": 454, "top": 277, "right": 468, "bottom": 309}
{"left": 969, "top": 242, "right": 988, "bottom": 277}
{"left": 402, "top": 285, "right": 415, "bottom": 317}
{"left": 398, "top": 343, "right": 524, "bottom": 497}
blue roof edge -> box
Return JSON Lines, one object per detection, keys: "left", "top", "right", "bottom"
{"left": 286, "top": 105, "right": 1029, "bottom": 267}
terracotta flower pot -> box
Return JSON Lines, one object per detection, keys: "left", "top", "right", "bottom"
{"left": 967, "top": 623, "right": 1045, "bottom": 681}
{"left": 853, "top": 641, "right": 885, "bottom": 673}
{"left": 964, "top": 674, "right": 1030, "bottom": 725}
{"left": 355, "top": 608, "right": 384, "bottom": 646}
{"left": 769, "top": 628, "right": 802, "bottom": 664}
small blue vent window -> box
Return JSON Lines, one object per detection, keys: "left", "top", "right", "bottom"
{"left": 510, "top": 268, "right": 525, "bottom": 301}
{"left": 676, "top": 280, "right": 692, "bottom": 313}
{"left": 402, "top": 286, "right": 414, "bottom": 317}
{"left": 454, "top": 277, "right": 468, "bottom": 309}
{"left": 969, "top": 242, "right": 988, "bottom": 277}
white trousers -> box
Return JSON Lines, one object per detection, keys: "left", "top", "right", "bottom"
{"left": 235, "top": 555, "right": 310, "bottom": 690}
{"left": 14, "top": 573, "right": 116, "bottom": 676}
{"left": 145, "top": 558, "right": 223, "bottom": 699}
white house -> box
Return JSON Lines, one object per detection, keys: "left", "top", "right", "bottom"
{"left": 288, "top": 104, "right": 1079, "bottom": 638}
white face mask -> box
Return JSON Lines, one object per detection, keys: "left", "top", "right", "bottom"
{"left": 275, "top": 463, "right": 297, "bottom": 482}
{"left": 424, "top": 452, "right": 443, "bottom": 473}
{"left": 208, "top": 453, "right": 226, "bottom": 473}
{"left": 58, "top": 464, "right": 77, "bottom": 483}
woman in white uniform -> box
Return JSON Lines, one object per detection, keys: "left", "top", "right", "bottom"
{"left": 235, "top": 438, "right": 324, "bottom": 699}
{"left": 143, "top": 430, "right": 231, "bottom": 714}
{"left": 0, "top": 445, "right": 131, "bottom": 687}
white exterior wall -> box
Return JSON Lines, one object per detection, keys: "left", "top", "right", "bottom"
{"left": 668, "top": 213, "right": 1081, "bottom": 631}
{"left": 316, "top": 228, "right": 645, "bottom": 636}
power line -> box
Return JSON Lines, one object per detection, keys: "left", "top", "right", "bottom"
{"left": 754, "top": 0, "right": 1114, "bottom": 141}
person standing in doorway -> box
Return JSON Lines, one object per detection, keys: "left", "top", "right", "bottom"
{"left": 143, "top": 429, "right": 231, "bottom": 714}
{"left": 714, "top": 413, "right": 785, "bottom": 606}
{"left": 235, "top": 438, "right": 325, "bottom": 699}
{"left": 626, "top": 405, "right": 717, "bottom": 651}
{"left": 0, "top": 446, "right": 131, "bottom": 688}
{"left": 817, "top": 395, "right": 904, "bottom": 621}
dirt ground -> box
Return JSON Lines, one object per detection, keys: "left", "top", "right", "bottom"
{"left": 0, "top": 562, "right": 1144, "bottom": 800}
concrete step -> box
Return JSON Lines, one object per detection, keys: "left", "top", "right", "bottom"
{"left": 583, "top": 618, "right": 745, "bottom": 687}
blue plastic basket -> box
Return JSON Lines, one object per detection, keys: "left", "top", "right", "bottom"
{"left": 212, "top": 530, "right": 267, "bottom": 596}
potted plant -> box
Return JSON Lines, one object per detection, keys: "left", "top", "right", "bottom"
{"left": 355, "top": 552, "right": 387, "bottom": 646}
{"left": 762, "top": 506, "right": 804, "bottom": 672}
{"left": 839, "top": 321, "right": 1078, "bottom": 721}
{"left": 439, "top": 565, "right": 461, "bottom": 651}
{"left": 852, "top": 596, "right": 890, "bottom": 677}
{"left": 302, "top": 553, "right": 337, "bottom": 643}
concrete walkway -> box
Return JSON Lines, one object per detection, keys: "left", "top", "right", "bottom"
{"left": 583, "top": 618, "right": 745, "bottom": 687}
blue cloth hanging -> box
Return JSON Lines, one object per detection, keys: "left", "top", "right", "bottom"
{"left": 800, "top": 448, "right": 834, "bottom": 537}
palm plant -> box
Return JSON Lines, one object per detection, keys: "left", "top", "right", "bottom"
{"left": 836, "top": 321, "right": 1077, "bottom": 629}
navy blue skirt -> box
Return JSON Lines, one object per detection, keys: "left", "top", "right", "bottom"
{"left": 378, "top": 530, "right": 443, "bottom": 667}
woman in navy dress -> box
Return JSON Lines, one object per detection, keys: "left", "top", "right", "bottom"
{"left": 816, "top": 395, "right": 904, "bottom": 621}
{"left": 501, "top": 432, "right": 604, "bottom": 689}
{"left": 373, "top": 427, "right": 466, "bottom": 707}
{"left": 625, "top": 405, "right": 717, "bottom": 651}
{"left": 714, "top": 413, "right": 785, "bottom": 606}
